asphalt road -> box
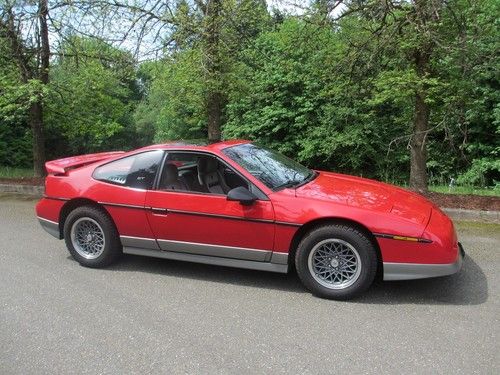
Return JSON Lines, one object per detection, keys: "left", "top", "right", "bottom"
{"left": 1, "top": 196, "right": 499, "bottom": 374}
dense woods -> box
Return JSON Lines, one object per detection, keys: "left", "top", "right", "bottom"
{"left": 0, "top": 0, "right": 498, "bottom": 192}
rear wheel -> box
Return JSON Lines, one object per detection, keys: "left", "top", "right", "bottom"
{"left": 295, "top": 224, "right": 377, "bottom": 300}
{"left": 64, "top": 206, "right": 121, "bottom": 268}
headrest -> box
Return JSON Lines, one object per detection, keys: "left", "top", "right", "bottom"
{"left": 197, "top": 157, "right": 218, "bottom": 174}
{"left": 163, "top": 163, "right": 179, "bottom": 184}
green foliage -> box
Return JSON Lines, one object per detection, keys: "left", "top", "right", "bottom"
{"left": 457, "top": 158, "right": 500, "bottom": 187}
{"left": 224, "top": 18, "right": 409, "bottom": 181}
{"left": 134, "top": 50, "right": 207, "bottom": 143}
{"left": 222, "top": 2, "right": 500, "bottom": 188}
{"left": 44, "top": 38, "right": 140, "bottom": 157}
{"left": 134, "top": 0, "right": 271, "bottom": 143}
{"left": 0, "top": 40, "right": 32, "bottom": 167}
{"left": 0, "top": 166, "right": 33, "bottom": 178}
{"left": 0, "top": 117, "right": 32, "bottom": 168}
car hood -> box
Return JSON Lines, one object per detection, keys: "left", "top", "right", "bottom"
{"left": 295, "top": 171, "right": 433, "bottom": 225}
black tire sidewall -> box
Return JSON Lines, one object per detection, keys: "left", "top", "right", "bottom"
{"left": 64, "top": 206, "right": 121, "bottom": 268}
{"left": 295, "top": 225, "right": 377, "bottom": 300}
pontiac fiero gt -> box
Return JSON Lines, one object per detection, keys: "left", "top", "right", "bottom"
{"left": 36, "top": 140, "right": 464, "bottom": 299}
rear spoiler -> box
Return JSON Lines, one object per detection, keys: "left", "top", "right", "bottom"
{"left": 45, "top": 151, "right": 125, "bottom": 175}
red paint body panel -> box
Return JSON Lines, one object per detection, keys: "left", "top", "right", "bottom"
{"left": 145, "top": 190, "right": 275, "bottom": 250}
{"left": 294, "top": 171, "right": 432, "bottom": 228}
{"left": 36, "top": 140, "right": 459, "bottom": 268}
{"left": 43, "top": 164, "right": 156, "bottom": 239}
{"left": 102, "top": 205, "right": 154, "bottom": 239}
{"left": 274, "top": 225, "right": 300, "bottom": 253}
{"left": 378, "top": 208, "right": 458, "bottom": 264}
{"left": 81, "top": 180, "right": 155, "bottom": 239}
{"left": 36, "top": 198, "right": 65, "bottom": 223}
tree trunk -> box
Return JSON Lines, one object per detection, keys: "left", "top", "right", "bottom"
{"left": 30, "top": 101, "right": 46, "bottom": 177}
{"left": 410, "top": 91, "right": 429, "bottom": 193}
{"left": 30, "top": 0, "right": 50, "bottom": 177}
{"left": 204, "top": 0, "right": 223, "bottom": 143}
{"left": 207, "top": 91, "right": 222, "bottom": 142}
{"left": 39, "top": 0, "right": 50, "bottom": 85}
{"left": 409, "top": 48, "right": 431, "bottom": 193}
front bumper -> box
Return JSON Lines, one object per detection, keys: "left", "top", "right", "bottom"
{"left": 383, "top": 242, "right": 465, "bottom": 281}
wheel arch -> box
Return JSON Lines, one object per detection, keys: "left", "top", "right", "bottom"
{"left": 289, "top": 217, "right": 383, "bottom": 278}
{"left": 58, "top": 198, "right": 110, "bottom": 238}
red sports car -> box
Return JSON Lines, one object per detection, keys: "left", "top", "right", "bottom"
{"left": 36, "top": 140, "right": 464, "bottom": 300}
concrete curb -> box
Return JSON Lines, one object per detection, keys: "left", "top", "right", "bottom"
{"left": 0, "top": 183, "right": 498, "bottom": 224}
{"left": 442, "top": 208, "right": 499, "bottom": 224}
{"left": 0, "top": 184, "right": 44, "bottom": 197}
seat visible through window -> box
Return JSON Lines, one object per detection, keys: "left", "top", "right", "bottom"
{"left": 159, "top": 163, "right": 187, "bottom": 191}
{"left": 159, "top": 153, "right": 250, "bottom": 195}
{"left": 197, "top": 157, "right": 230, "bottom": 194}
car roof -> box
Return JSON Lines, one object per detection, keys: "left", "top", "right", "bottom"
{"left": 136, "top": 139, "right": 250, "bottom": 153}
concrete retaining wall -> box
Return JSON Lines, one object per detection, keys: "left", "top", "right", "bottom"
{"left": 442, "top": 208, "right": 499, "bottom": 224}
{"left": 0, "top": 184, "right": 44, "bottom": 197}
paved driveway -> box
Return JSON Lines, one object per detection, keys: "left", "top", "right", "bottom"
{"left": 1, "top": 196, "right": 498, "bottom": 374}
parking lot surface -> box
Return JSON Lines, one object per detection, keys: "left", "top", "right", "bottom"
{"left": 1, "top": 197, "right": 499, "bottom": 374}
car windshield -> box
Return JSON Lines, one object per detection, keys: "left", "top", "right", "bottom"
{"left": 223, "top": 143, "right": 316, "bottom": 190}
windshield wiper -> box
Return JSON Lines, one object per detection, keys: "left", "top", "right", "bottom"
{"left": 273, "top": 171, "right": 317, "bottom": 191}
{"left": 273, "top": 180, "right": 300, "bottom": 190}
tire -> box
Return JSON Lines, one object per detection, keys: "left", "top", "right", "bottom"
{"left": 63, "top": 206, "right": 121, "bottom": 268}
{"left": 295, "top": 224, "right": 377, "bottom": 300}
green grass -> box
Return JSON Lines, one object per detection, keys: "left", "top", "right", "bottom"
{"left": 0, "top": 166, "right": 34, "bottom": 179}
{"left": 429, "top": 185, "right": 499, "bottom": 197}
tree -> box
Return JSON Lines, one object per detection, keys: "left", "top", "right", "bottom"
{"left": 224, "top": 17, "right": 406, "bottom": 179}
{"left": 72, "top": 0, "right": 270, "bottom": 142}
{"left": 0, "top": 0, "right": 50, "bottom": 176}
{"left": 337, "top": 0, "right": 471, "bottom": 192}
{"left": 134, "top": 51, "right": 207, "bottom": 142}
{"left": 128, "top": 0, "right": 270, "bottom": 142}
{"left": 408, "top": 0, "right": 441, "bottom": 192}
{"left": 45, "top": 37, "right": 139, "bottom": 157}
{"left": 203, "top": 0, "right": 224, "bottom": 142}
{"left": 0, "top": 37, "right": 31, "bottom": 167}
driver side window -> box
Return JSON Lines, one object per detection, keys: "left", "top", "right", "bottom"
{"left": 157, "top": 153, "right": 248, "bottom": 195}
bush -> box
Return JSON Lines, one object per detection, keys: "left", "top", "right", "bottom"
{"left": 457, "top": 157, "right": 500, "bottom": 187}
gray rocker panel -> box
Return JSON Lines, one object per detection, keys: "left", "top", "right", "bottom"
{"left": 123, "top": 247, "right": 289, "bottom": 274}
{"left": 156, "top": 238, "right": 272, "bottom": 262}
{"left": 120, "top": 235, "right": 160, "bottom": 250}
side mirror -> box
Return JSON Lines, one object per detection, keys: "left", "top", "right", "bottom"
{"left": 227, "top": 186, "right": 257, "bottom": 206}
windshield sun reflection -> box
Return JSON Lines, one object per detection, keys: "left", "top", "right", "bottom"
{"left": 223, "top": 143, "right": 316, "bottom": 190}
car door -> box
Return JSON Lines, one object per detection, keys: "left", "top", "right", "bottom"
{"left": 145, "top": 151, "right": 275, "bottom": 262}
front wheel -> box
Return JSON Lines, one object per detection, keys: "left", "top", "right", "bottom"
{"left": 295, "top": 224, "right": 377, "bottom": 300}
{"left": 64, "top": 206, "right": 121, "bottom": 268}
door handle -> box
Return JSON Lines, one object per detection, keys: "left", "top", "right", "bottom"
{"left": 151, "top": 207, "right": 169, "bottom": 215}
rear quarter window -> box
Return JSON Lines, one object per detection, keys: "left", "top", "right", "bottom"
{"left": 93, "top": 150, "right": 164, "bottom": 190}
